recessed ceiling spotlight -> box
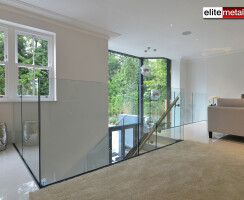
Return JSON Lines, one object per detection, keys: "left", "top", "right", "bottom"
{"left": 195, "top": 38, "right": 199, "bottom": 41}
{"left": 182, "top": 31, "right": 192, "bottom": 36}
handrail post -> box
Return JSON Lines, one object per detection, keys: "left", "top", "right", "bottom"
{"left": 174, "top": 92, "right": 175, "bottom": 127}
{"left": 109, "top": 129, "right": 112, "bottom": 164}
{"left": 21, "top": 84, "right": 23, "bottom": 155}
{"left": 192, "top": 92, "right": 194, "bottom": 123}
{"left": 121, "top": 118, "right": 125, "bottom": 160}
{"left": 38, "top": 78, "right": 41, "bottom": 185}
{"left": 155, "top": 123, "right": 157, "bottom": 149}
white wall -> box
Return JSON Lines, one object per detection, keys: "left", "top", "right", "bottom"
{"left": 171, "top": 58, "right": 190, "bottom": 125}
{"left": 206, "top": 52, "right": 244, "bottom": 98}
{"left": 173, "top": 51, "right": 244, "bottom": 124}
{"left": 187, "top": 51, "right": 244, "bottom": 98}
{"left": 186, "top": 59, "right": 207, "bottom": 94}
{"left": 171, "top": 59, "right": 180, "bottom": 89}
{"left": 171, "top": 58, "right": 189, "bottom": 92}
{"left": 180, "top": 59, "right": 188, "bottom": 92}
{"left": 171, "top": 58, "right": 208, "bottom": 124}
{"left": 0, "top": 5, "right": 109, "bottom": 185}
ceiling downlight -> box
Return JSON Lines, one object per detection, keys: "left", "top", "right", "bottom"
{"left": 182, "top": 31, "right": 192, "bottom": 36}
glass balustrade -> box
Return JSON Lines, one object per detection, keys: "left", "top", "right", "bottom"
{"left": 13, "top": 78, "right": 207, "bottom": 187}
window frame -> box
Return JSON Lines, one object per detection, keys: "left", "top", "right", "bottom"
{"left": 108, "top": 50, "right": 171, "bottom": 130}
{"left": 15, "top": 30, "right": 55, "bottom": 101}
{"left": 0, "top": 26, "right": 8, "bottom": 98}
{"left": 0, "top": 21, "right": 56, "bottom": 102}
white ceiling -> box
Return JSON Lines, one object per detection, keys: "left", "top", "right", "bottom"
{"left": 1, "top": 0, "right": 244, "bottom": 59}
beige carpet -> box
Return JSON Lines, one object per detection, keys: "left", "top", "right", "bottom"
{"left": 30, "top": 140, "right": 244, "bottom": 200}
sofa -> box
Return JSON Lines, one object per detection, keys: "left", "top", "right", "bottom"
{"left": 208, "top": 98, "right": 244, "bottom": 138}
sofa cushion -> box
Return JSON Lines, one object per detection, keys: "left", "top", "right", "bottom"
{"left": 217, "top": 98, "right": 244, "bottom": 107}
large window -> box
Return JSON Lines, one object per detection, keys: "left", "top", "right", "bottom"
{"left": 0, "top": 22, "right": 55, "bottom": 100}
{"left": 17, "top": 32, "right": 51, "bottom": 96}
{"left": 108, "top": 52, "right": 171, "bottom": 126}
{"left": 108, "top": 51, "right": 171, "bottom": 161}
{"left": 108, "top": 51, "right": 139, "bottom": 124}
{"left": 143, "top": 58, "right": 169, "bottom": 125}
{"left": 0, "top": 28, "right": 7, "bottom": 96}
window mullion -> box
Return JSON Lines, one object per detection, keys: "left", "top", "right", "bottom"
{"left": 0, "top": 29, "right": 6, "bottom": 96}
{"left": 32, "top": 36, "right": 35, "bottom": 65}
{"left": 32, "top": 37, "right": 35, "bottom": 96}
{"left": 33, "top": 65, "right": 48, "bottom": 70}
{"left": 4, "top": 29, "right": 8, "bottom": 96}
{"left": 33, "top": 67, "right": 35, "bottom": 96}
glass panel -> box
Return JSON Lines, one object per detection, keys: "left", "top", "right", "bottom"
{"left": 143, "top": 58, "right": 167, "bottom": 89}
{"left": 13, "top": 100, "right": 22, "bottom": 155}
{"left": 193, "top": 93, "right": 207, "bottom": 122}
{"left": 142, "top": 58, "right": 169, "bottom": 140}
{"left": 87, "top": 134, "right": 110, "bottom": 171}
{"left": 174, "top": 91, "right": 182, "bottom": 126}
{"left": 157, "top": 126, "right": 184, "bottom": 143}
{"left": 182, "top": 92, "right": 193, "bottom": 124}
{"left": 18, "top": 35, "right": 33, "bottom": 64}
{"left": 142, "top": 85, "right": 168, "bottom": 151}
{"left": 22, "top": 84, "right": 40, "bottom": 182}
{"left": 18, "top": 67, "right": 34, "bottom": 95}
{"left": 21, "top": 78, "right": 185, "bottom": 187}
{"left": 0, "top": 65, "right": 5, "bottom": 95}
{"left": 142, "top": 126, "right": 157, "bottom": 153}
{"left": 112, "top": 130, "right": 121, "bottom": 163}
{"left": 156, "top": 125, "right": 183, "bottom": 147}
{"left": 108, "top": 52, "right": 139, "bottom": 122}
{"left": 124, "top": 128, "right": 134, "bottom": 157}
{"left": 170, "top": 88, "right": 181, "bottom": 127}
{"left": 34, "top": 39, "right": 48, "bottom": 67}
{"left": 35, "top": 69, "right": 49, "bottom": 96}
{"left": 0, "top": 31, "right": 4, "bottom": 62}
{"left": 40, "top": 79, "right": 109, "bottom": 186}
{"left": 140, "top": 91, "right": 183, "bottom": 155}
